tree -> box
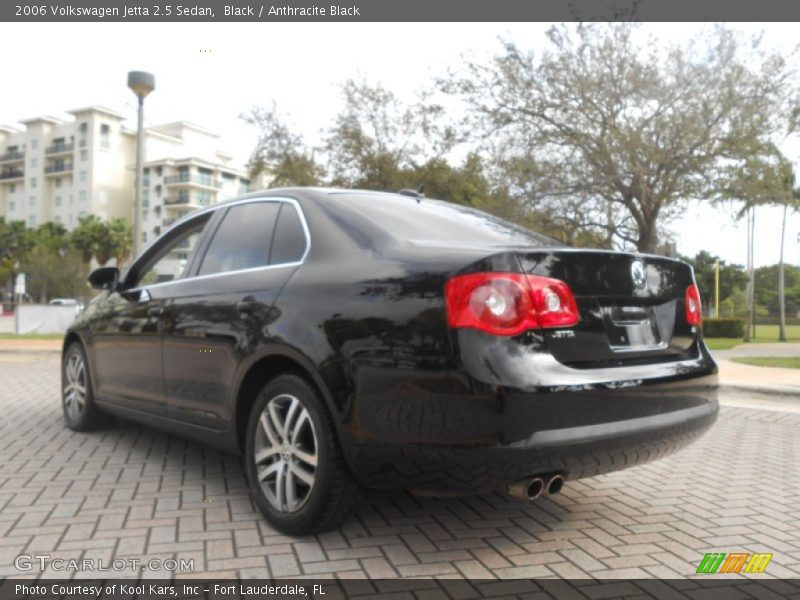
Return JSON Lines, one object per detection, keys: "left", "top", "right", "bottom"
{"left": 323, "top": 79, "right": 459, "bottom": 190}
{"left": 243, "top": 103, "right": 325, "bottom": 186}
{"left": 443, "top": 24, "right": 799, "bottom": 253}
{"left": 719, "top": 149, "right": 800, "bottom": 340}
{"left": 20, "top": 247, "right": 87, "bottom": 303}
{"left": 680, "top": 251, "right": 748, "bottom": 315}
{"left": 0, "top": 217, "right": 33, "bottom": 288}
{"left": 69, "top": 215, "right": 132, "bottom": 266}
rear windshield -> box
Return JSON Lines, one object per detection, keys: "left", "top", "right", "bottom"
{"left": 331, "top": 192, "right": 561, "bottom": 247}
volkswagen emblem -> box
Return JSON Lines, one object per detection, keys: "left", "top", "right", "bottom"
{"left": 631, "top": 260, "right": 647, "bottom": 289}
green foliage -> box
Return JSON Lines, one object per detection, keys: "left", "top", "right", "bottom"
{"left": 0, "top": 217, "right": 34, "bottom": 283}
{"left": 679, "top": 251, "right": 748, "bottom": 313}
{"left": 754, "top": 263, "right": 800, "bottom": 317}
{"left": 70, "top": 215, "right": 132, "bottom": 266}
{"left": 703, "top": 318, "right": 745, "bottom": 338}
{"left": 20, "top": 247, "right": 88, "bottom": 302}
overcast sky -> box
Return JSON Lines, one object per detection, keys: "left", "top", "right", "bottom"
{"left": 1, "top": 22, "right": 798, "bottom": 268}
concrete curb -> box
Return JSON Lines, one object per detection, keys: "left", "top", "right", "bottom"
{"left": 719, "top": 383, "right": 800, "bottom": 399}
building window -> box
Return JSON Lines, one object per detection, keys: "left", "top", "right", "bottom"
{"left": 69, "top": 195, "right": 73, "bottom": 205}
{"left": 31, "top": 139, "right": 38, "bottom": 149}
{"left": 100, "top": 124, "right": 110, "bottom": 149}
{"left": 29, "top": 196, "right": 35, "bottom": 207}
{"left": 30, "top": 177, "right": 36, "bottom": 188}
{"left": 80, "top": 123, "right": 88, "bottom": 134}
{"left": 28, "top": 215, "right": 35, "bottom": 227}
{"left": 142, "top": 208, "right": 148, "bottom": 220}
{"left": 8, "top": 201, "right": 15, "bottom": 211}
{"left": 80, "top": 149, "right": 87, "bottom": 161}
{"left": 54, "top": 215, "right": 62, "bottom": 224}
{"left": 155, "top": 166, "right": 162, "bottom": 177}
{"left": 9, "top": 184, "right": 15, "bottom": 193}
{"left": 79, "top": 211, "right": 86, "bottom": 219}
{"left": 55, "top": 178, "right": 62, "bottom": 188}
{"left": 142, "top": 232, "right": 147, "bottom": 244}
{"left": 79, "top": 191, "right": 87, "bottom": 202}
{"left": 80, "top": 171, "right": 87, "bottom": 182}
{"left": 69, "top": 214, "right": 73, "bottom": 226}
{"left": 55, "top": 196, "right": 62, "bottom": 207}
{"left": 31, "top": 157, "right": 38, "bottom": 168}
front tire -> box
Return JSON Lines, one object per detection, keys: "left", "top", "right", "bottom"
{"left": 62, "top": 342, "right": 114, "bottom": 431}
{"left": 245, "top": 374, "right": 360, "bottom": 535}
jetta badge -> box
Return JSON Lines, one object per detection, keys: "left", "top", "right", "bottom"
{"left": 631, "top": 260, "right": 647, "bottom": 289}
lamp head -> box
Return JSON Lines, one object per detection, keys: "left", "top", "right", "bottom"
{"left": 127, "top": 71, "right": 155, "bottom": 98}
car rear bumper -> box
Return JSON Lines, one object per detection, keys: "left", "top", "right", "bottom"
{"left": 342, "top": 346, "right": 718, "bottom": 494}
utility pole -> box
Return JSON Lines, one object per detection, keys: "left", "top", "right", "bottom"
{"left": 714, "top": 258, "right": 720, "bottom": 319}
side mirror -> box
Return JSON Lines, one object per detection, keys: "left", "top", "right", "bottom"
{"left": 88, "top": 267, "right": 120, "bottom": 291}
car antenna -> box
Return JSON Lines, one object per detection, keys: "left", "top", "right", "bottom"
{"left": 397, "top": 183, "right": 425, "bottom": 203}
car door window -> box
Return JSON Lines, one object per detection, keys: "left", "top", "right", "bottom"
{"left": 270, "top": 202, "right": 308, "bottom": 265}
{"left": 198, "top": 202, "right": 281, "bottom": 276}
{"left": 136, "top": 218, "right": 210, "bottom": 287}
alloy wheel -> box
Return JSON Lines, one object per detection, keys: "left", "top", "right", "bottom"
{"left": 63, "top": 352, "right": 87, "bottom": 422}
{"left": 253, "top": 393, "right": 318, "bottom": 513}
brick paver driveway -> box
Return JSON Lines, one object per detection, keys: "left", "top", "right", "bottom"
{"left": 2, "top": 352, "right": 799, "bottom": 580}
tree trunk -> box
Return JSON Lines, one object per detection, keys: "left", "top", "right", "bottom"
{"left": 636, "top": 220, "right": 657, "bottom": 254}
{"left": 779, "top": 203, "right": 787, "bottom": 342}
{"left": 744, "top": 206, "right": 753, "bottom": 343}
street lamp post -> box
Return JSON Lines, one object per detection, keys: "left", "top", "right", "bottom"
{"left": 127, "top": 71, "right": 155, "bottom": 259}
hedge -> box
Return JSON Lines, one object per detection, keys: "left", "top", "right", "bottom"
{"left": 703, "top": 318, "right": 745, "bottom": 338}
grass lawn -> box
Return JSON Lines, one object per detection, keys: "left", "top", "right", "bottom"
{"left": 0, "top": 333, "right": 64, "bottom": 340}
{"left": 704, "top": 324, "right": 800, "bottom": 350}
{"left": 731, "top": 357, "right": 800, "bottom": 370}
{"left": 704, "top": 338, "right": 743, "bottom": 350}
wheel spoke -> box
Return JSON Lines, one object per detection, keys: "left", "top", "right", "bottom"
{"left": 274, "top": 462, "right": 286, "bottom": 510}
{"left": 268, "top": 402, "right": 286, "bottom": 441}
{"left": 293, "top": 447, "right": 317, "bottom": 468}
{"left": 290, "top": 409, "right": 309, "bottom": 444}
{"left": 254, "top": 445, "right": 280, "bottom": 464}
{"left": 257, "top": 460, "right": 282, "bottom": 482}
{"left": 290, "top": 462, "right": 315, "bottom": 486}
{"left": 283, "top": 397, "right": 300, "bottom": 439}
{"left": 285, "top": 468, "right": 296, "bottom": 509}
{"left": 259, "top": 412, "right": 281, "bottom": 447}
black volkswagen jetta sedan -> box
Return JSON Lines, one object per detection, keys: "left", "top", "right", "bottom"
{"left": 62, "top": 188, "right": 718, "bottom": 534}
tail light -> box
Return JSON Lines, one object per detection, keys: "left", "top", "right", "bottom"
{"left": 685, "top": 283, "right": 702, "bottom": 326}
{"left": 445, "top": 272, "right": 579, "bottom": 336}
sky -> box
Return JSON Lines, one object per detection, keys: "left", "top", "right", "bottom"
{"left": 0, "top": 22, "right": 798, "bottom": 268}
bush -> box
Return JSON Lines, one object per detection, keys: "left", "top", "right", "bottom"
{"left": 703, "top": 318, "right": 745, "bottom": 338}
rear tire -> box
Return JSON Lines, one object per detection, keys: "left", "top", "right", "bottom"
{"left": 245, "top": 374, "right": 360, "bottom": 535}
{"left": 62, "top": 342, "right": 114, "bottom": 431}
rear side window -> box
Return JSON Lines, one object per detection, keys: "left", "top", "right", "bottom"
{"left": 198, "top": 202, "right": 280, "bottom": 276}
{"left": 270, "top": 203, "right": 307, "bottom": 265}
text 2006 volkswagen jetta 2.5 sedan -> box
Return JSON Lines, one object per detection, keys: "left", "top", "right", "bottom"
{"left": 62, "top": 188, "right": 718, "bottom": 534}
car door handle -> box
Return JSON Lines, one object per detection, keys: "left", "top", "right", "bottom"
{"left": 237, "top": 298, "right": 259, "bottom": 314}
{"left": 147, "top": 306, "right": 164, "bottom": 317}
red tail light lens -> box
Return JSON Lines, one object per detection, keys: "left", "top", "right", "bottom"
{"left": 445, "top": 272, "right": 579, "bottom": 336}
{"left": 685, "top": 283, "right": 702, "bottom": 326}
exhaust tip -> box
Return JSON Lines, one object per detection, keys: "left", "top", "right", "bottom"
{"left": 508, "top": 476, "right": 545, "bottom": 501}
{"left": 546, "top": 474, "right": 564, "bottom": 496}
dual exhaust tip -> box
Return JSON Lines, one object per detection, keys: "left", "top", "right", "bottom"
{"left": 508, "top": 473, "right": 564, "bottom": 501}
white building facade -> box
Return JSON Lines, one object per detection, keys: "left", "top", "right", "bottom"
{"left": 0, "top": 107, "right": 253, "bottom": 241}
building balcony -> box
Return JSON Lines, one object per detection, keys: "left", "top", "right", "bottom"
{"left": 164, "top": 173, "right": 222, "bottom": 189}
{"left": 0, "top": 150, "right": 24, "bottom": 163}
{"left": 164, "top": 195, "right": 200, "bottom": 207}
{"left": 45, "top": 163, "right": 74, "bottom": 175}
{"left": 45, "top": 143, "right": 75, "bottom": 155}
{"left": 0, "top": 169, "right": 24, "bottom": 182}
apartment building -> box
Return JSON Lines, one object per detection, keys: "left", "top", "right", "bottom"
{"left": 0, "top": 107, "right": 254, "bottom": 242}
